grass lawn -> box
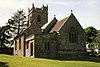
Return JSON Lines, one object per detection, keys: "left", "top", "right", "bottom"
{"left": 0, "top": 54, "right": 100, "bottom": 67}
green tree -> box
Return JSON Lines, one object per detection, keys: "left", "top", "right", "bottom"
{"left": 84, "top": 26, "right": 98, "bottom": 43}
{"left": 85, "top": 26, "right": 99, "bottom": 56}
{"left": 93, "top": 30, "right": 100, "bottom": 43}
{"left": 93, "top": 30, "right": 100, "bottom": 50}
{"left": 6, "top": 9, "right": 27, "bottom": 46}
{"left": 0, "top": 25, "right": 11, "bottom": 48}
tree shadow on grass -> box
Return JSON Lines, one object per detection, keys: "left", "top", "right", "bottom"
{"left": 51, "top": 57, "right": 100, "bottom": 63}
{"left": 0, "top": 62, "right": 9, "bottom": 67}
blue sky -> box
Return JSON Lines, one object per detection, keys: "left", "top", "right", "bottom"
{"left": 0, "top": 0, "right": 100, "bottom": 29}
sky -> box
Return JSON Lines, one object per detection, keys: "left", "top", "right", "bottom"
{"left": 0, "top": 0, "right": 100, "bottom": 29}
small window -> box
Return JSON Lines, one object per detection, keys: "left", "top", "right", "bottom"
{"left": 26, "top": 42, "right": 29, "bottom": 49}
{"left": 29, "top": 16, "right": 32, "bottom": 23}
{"left": 19, "top": 38, "right": 21, "bottom": 49}
{"left": 44, "top": 42, "right": 49, "bottom": 51}
{"left": 37, "top": 15, "right": 41, "bottom": 22}
{"left": 47, "top": 42, "right": 49, "bottom": 50}
{"left": 45, "top": 42, "right": 46, "bottom": 50}
{"left": 15, "top": 40, "right": 17, "bottom": 50}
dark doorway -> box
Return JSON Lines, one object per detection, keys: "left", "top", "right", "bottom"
{"left": 30, "top": 43, "right": 33, "bottom": 56}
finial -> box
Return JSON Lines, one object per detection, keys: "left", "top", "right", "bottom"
{"left": 47, "top": 4, "right": 48, "bottom": 7}
{"left": 32, "top": 2, "right": 35, "bottom": 8}
{"left": 43, "top": 4, "right": 44, "bottom": 7}
{"left": 54, "top": 15, "right": 56, "bottom": 18}
{"left": 71, "top": 10, "right": 73, "bottom": 13}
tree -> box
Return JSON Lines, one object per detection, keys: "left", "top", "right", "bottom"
{"left": 6, "top": 9, "right": 27, "bottom": 46}
{"left": 84, "top": 26, "right": 99, "bottom": 56}
{"left": 84, "top": 26, "right": 98, "bottom": 43}
{"left": 93, "top": 30, "right": 100, "bottom": 43}
{"left": 0, "top": 25, "right": 11, "bottom": 48}
{"left": 93, "top": 30, "right": 100, "bottom": 52}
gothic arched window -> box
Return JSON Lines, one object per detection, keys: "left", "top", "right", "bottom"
{"left": 69, "top": 27, "right": 77, "bottom": 43}
{"left": 19, "top": 38, "right": 21, "bottom": 49}
{"left": 37, "top": 15, "right": 41, "bottom": 22}
{"left": 26, "top": 41, "right": 29, "bottom": 49}
{"left": 44, "top": 41, "right": 49, "bottom": 51}
{"left": 15, "top": 40, "right": 17, "bottom": 50}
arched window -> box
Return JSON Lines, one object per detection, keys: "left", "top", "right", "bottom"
{"left": 15, "top": 40, "right": 17, "bottom": 50}
{"left": 37, "top": 15, "right": 41, "bottom": 22}
{"left": 26, "top": 41, "right": 29, "bottom": 49}
{"left": 69, "top": 27, "right": 77, "bottom": 43}
{"left": 45, "top": 42, "right": 46, "bottom": 50}
{"left": 19, "top": 38, "right": 21, "bottom": 50}
{"left": 44, "top": 41, "right": 49, "bottom": 51}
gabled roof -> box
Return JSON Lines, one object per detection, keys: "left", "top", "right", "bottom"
{"left": 42, "top": 17, "right": 58, "bottom": 33}
{"left": 50, "top": 16, "right": 69, "bottom": 33}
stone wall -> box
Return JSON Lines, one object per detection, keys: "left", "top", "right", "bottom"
{"left": 25, "top": 34, "right": 35, "bottom": 57}
{"left": 35, "top": 33, "right": 57, "bottom": 58}
{"left": 56, "top": 14, "right": 87, "bottom": 58}
{"left": 14, "top": 34, "right": 25, "bottom": 56}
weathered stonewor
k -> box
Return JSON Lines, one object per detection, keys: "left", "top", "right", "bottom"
{"left": 13, "top": 3, "right": 87, "bottom": 59}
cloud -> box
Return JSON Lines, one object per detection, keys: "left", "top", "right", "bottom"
{"left": 86, "top": 0, "right": 99, "bottom": 5}
{"left": 0, "top": 0, "right": 20, "bottom": 26}
{"left": 0, "top": 0, "right": 100, "bottom": 29}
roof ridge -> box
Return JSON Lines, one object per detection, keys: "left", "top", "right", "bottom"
{"left": 50, "top": 16, "right": 69, "bottom": 33}
{"left": 57, "top": 16, "right": 69, "bottom": 31}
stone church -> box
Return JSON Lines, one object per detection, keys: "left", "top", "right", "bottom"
{"left": 13, "top": 3, "right": 87, "bottom": 59}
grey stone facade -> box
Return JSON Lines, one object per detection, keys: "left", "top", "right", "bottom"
{"left": 13, "top": 3, "right": 87, "bottom": 59}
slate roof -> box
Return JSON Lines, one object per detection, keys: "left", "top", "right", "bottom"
{"left": 50, "top": 16, "right": 69, "bottom": 33}
{"left": 42, "top": 17, "right": 58, "bottom": 33}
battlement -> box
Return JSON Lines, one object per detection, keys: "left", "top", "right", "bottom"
{"left": 28, "top": 3, "right": 48, "bottom": 28}
{"left": 28, "top": 3, "right": 48, "bottom": 14}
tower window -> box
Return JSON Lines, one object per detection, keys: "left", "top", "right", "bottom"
{"left": 37, "top": 15, "right": 41, "bottom": 22}
{"left": 29, "top": 16, "right": 32, "bottom": 23}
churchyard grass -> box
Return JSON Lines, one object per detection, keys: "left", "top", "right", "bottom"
{"left": 0, "top": 54, "right": 100, "bottom": 67}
